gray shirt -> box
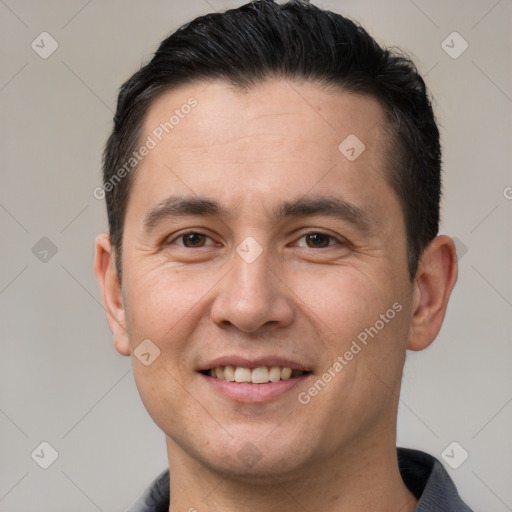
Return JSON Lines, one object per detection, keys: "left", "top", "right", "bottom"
{"left": 127, "top": 448, "right": 474, "bottom": 512}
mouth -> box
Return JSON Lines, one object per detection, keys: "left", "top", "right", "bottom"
{"left": 200, "top": 365, "right": 311, "bottom": 384}
{"left": 197, "top": 357, "right": 313, "bottom": 402}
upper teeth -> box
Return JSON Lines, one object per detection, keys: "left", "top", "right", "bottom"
{"left": 210, "top": 366, "right": 303, "bottom": 383}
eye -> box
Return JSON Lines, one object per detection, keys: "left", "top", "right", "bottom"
{"left": 172, "top": 232, "right": 215, "bottom": 248}
{"left": 295, "top": 232, "right": 339, "bottom": 248}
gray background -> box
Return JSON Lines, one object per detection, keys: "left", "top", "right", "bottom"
{"left": 0, "top": 0, "right": 511, "bottom": 510}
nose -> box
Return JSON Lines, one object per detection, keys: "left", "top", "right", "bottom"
{"left": 210, "top": 250, "right": 295, "bottom": 333}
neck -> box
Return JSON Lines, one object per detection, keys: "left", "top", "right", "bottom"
{"left": 165, "top": 435, "right": 417, "bottom": 512}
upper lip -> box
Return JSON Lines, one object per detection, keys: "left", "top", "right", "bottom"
{"left": 198, "top": 356, "right": 311, "bottom": 372}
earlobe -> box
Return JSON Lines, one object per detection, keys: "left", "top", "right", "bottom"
{"left": 94, "top": 233, "right": 131, "bottom": 356}
{"left": 407, "top": 235, "right": 458, "bottom": 351}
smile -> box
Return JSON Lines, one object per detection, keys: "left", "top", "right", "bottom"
{"left": 203, "top": 365, "right": 308, "bottom": 384}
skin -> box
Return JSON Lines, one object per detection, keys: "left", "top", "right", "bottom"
{"left": 95, "top": 79, "right": 457, "bottom": 512}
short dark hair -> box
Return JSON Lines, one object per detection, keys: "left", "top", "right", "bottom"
{"left": 102, "top": 0, "right": 441, "bottom": 280}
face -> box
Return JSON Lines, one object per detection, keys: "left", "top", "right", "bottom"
{"left": 102, "top": 79, "right": 421, "bottom": 478}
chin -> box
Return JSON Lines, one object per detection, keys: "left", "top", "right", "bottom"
{"left": 190, "top": 425, "right": 317, "bottom": 480}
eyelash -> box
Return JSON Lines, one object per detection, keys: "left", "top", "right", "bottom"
{"left": 168, "top": 231, "right": 344, "bottom": 249}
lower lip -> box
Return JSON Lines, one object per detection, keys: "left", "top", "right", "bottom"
{"left": 199, "top": 373, "right": 309, "bottom": 403}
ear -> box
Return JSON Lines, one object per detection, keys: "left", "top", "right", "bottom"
{"left": 94, "top": 233, "right": 131, "bottom": 356}
{"left": 407, "top": 235, "right": 458, "bottom": 351}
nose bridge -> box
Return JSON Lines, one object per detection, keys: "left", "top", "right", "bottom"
{"left": 210, "top": 245, "right": 294, "bottom": 332}
{"left": 233, "top": 248, "right": 273, "bottom": 299}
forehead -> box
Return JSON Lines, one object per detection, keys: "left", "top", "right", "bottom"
{"left": 130, "top": 79, "right": 395, "bottom": 223}
{"left": 142, "top": 79, "right": 387, "bottom": 160}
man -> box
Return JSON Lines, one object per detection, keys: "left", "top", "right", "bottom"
{"left": 94, "top": 1, "right": 472, "bottom": 510}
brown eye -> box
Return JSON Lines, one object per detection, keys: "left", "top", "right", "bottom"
{"left": 304, "top": 233, "right": 331, "bottom": 248}
{"left": 180, "top": 233, "right": 207, "bottom": 247}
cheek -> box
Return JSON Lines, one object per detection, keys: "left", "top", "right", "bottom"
{"left": 293, "top": 266, "right": 411, "bottom": 383}
{"left": 121, "top": 268, "right": 207, "bottom": 421}
{"left": 131, "top": 360, "right": 192, "bottom": 439}
{"left": 294, "top": 268, "right": 391, "bottom": 339}
{"left": 297, "top": 271, "right": 410, "bottom": 415}
{"left": 122, "top": 261, "right": 211, "bottom": 344}
{"left": 124, "top": 267, "right": 205, "bottom": 422}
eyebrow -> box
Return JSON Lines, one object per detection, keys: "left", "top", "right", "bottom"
{"left": 279, "top": 196, "right": 372, "bottom": 233}
{"left": 142, "top": 195, "right": 372, "bottom": 233}
{"left": 143, "top": 196, "right": 225, "bottom": 232}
